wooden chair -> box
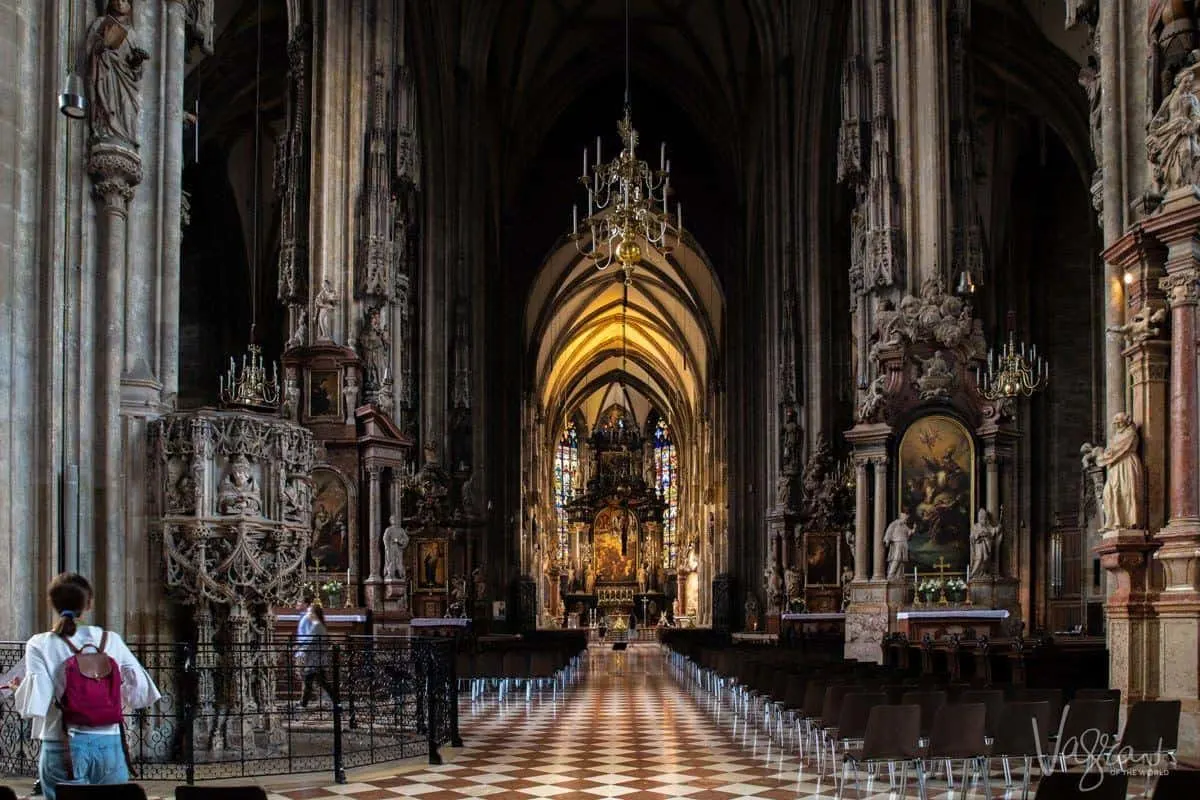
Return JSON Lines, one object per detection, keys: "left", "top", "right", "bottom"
{"left": 177, "top": 787, "right": 269, "bottom": 800}
{"left": 57, "top": 784, "right": 149, "bottom": 800}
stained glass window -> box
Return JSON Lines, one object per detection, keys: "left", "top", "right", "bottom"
{"left": 653, "top": 419, "right": 678, "bottom": 568}
{"left": 554, "top": 423, "right": 580, "bottom": 564}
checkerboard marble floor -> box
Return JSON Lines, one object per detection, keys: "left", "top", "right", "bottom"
{"left": 4, "top": 645, "right": 1143, "bottom": 798}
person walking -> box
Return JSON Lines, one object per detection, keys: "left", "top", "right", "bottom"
{"left": 10, "top": 573, "right": 160, "bottom": 799}
{"left": 299, "top": 601, "right": 336, "bottom": 707}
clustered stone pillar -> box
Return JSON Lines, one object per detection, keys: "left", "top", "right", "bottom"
{"left": 366, "top": 463, "right": 382, "bottom": 606}
{"left": 89, "top": 145, "right": 142, "bottom": 629}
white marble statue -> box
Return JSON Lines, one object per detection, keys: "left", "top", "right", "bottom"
{"left": 1096, "top": 413, "right": 1146, "bottom": 530}
{"left": 382, "top": 516, "right": 408, "bottom": 580}
{"left": 883, "top": 512, "right": 916, "bottom": 580}
{"left": 285, "top": 309, "right": 307, "bottom": 350}
{"left": 764, "top": 561, "right": 784, "bottom": 611}
{"left": 218, "top": 454, "right": 262, "bottom": 515}
{"left": 969, "top": 507, "right": 1003, "bottom": 580}
{"left": 314, "top": 279, "right": 338, "bottom": 341}
{"left": 86, "top": 0, "right": 150, "bottom": 147}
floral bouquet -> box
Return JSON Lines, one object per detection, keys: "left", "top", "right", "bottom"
{"left": 945, "top": 577, "right": 967, "bottom": 601}
{"left": 321, "top": 579, "right": 344, "bottom": 598}
{"left": 917, "top": 578, "right": 943, "bottom": 602}
{"left": 788, "top": 597, "right": 808, "bottom": 614}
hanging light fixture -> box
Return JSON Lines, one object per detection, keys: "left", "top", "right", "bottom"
{"left": 59, "top": 0, "right": 85, "bottom": 119}
{"left": 977, "top": 311, "right": 1048, "bottom": 400}
{"left": 218, "top": 0, "right": 279, "bottom": 411}
{"left": 569, "top": 0, "right": 682, "bottom": 284}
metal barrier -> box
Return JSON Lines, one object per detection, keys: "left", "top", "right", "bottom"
{"left": 0, "top": 635, "right": 458, "bottom": 784}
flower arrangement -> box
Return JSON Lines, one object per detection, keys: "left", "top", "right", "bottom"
{"left": 917, "top": 578, "right": 943, "bottom": 596}
{"left": 945, "top": 578, "right": 966, "bottom": 592}
{"left": 789, "top": 597, "right": 808, "bottom": 613}
{"left": 321, "top": 579, "right": 344, "bottom": 596}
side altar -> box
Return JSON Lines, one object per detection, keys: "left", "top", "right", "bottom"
{"left": 840, "top": 278, "right": 1027, "bottom": 662}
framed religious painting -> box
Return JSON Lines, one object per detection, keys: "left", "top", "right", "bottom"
{"left": 896, "top": 414, "right": 975, "bottom": 573}
{"left": 308, "top": 467, "right": 350, "bottom": 571}
{"left": 306, "top": 369, "right": 341, "bottom": 419}
{"left": 415, "top": 539, "right": 447, "bottom": 590}
{"left": 803, "top": 532, "right": 839, "bottom": 586}
{"left": 591, "top": 505, "right": 639, "bottom": 584}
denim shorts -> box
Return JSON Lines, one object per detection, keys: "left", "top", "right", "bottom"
{"left": 39, "top": 734, "right": 128, "bottom": 800}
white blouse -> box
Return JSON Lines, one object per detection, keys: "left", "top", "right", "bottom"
{"left": 14, "top": 625, "right": 162, "bottom": 740}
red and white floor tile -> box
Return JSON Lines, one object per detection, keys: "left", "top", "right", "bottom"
{"left": 4, "top": 645, "right": 1128, "bottom": 798}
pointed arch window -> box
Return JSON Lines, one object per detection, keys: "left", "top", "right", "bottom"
{"left": 554, "top": 423, "right": 580, "bottom": 564}
{"left": 653, "top": 419, "right": 678, "bottom": 568}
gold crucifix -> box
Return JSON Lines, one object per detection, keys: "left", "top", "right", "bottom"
{"left": 932, "top": 557, "right": 951, "bottom": 606}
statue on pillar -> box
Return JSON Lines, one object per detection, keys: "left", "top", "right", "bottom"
{"left": 382, "top": 516, "right": 408, "bottom": 581}
{"left": 314, "top": 279, "right": 338, "bottom": 341}
{"left": 86, "top": 0, "right": 149, "bottom": 147}
{"left": 1147, "top": 64, "right": 1200, "bottom": 195}
{"left": 764, "top": 561, "right": 784, "bottom": 612}
{"left": 781, "top": 405, "right": 801, "bottom": 475}
{"left": 969, "top": 507, "right": 1003, "bottom": 580}
{"left": 883, "top": 512, "right": 916, "bottom": 580}
{"left": 1148, "top": 0, "right": 1200, "bottom": 112}
{"left": 784, "top": 564, "right": 802, "bottom": 606}
{"left": 1094, "top": 413, "right": 1147, "bottom": 530}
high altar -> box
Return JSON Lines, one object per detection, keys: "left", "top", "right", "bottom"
{"left": 553, "top": 411, "right": 669, "bottom": 626}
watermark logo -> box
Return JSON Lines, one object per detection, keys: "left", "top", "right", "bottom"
{"left": 1030, "top": 704, "right": 1175, "bottom": 791}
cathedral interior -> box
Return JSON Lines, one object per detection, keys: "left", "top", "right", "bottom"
{"left": 7, "top": 0, "right": 1200, "bottom": 794}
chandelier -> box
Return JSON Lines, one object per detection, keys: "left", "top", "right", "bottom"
{"left": 219, "top": 343, "right": 280, "bottom": 411}
{"left": 568, "top": 2, "right": 682, "bottom": 283}
{"left": 978, "top": 330, "right": 1048, "bottom": 400}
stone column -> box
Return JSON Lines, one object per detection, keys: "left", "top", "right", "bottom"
{"left": 872, "top": 457, "right": 888, "bottom": 580}
{"left": 854, "top": 459, "right": 869, "bottom": 580}
{"left": 89, "top": 145, "right": 142, "bottom": 629}
{"left": 1159, "top": 269, "right": 1200, "bottom": 536}
{"left": 1097, "top": 532, "right": 1161, "bottom": 705}
{"left": 984, "top": 452, "right": 999, "bottom": 518}
{"left": 367, "top": 464, "right": 382, "bottom": 581}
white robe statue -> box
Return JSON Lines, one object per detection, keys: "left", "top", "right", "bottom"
{"left": 1096, "top": 413, "right": 1146, "bottom": 530}
{"left": 884, "top": 514, "right": 915, "bottom": 580}
{"left": 969, "top": 508, "right": 1002, "bottom": 579}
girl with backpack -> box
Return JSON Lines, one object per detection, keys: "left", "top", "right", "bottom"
{"left": 12, "top": 573, "right": 161, "bottom": 799}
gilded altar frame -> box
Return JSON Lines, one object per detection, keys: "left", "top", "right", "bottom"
{"left": 896, "top": 413, "right": 976, "bottom": 574}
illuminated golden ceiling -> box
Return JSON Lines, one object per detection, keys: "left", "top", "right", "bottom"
{"left": 526, "top": 237, "right": 723, "bottom": 440}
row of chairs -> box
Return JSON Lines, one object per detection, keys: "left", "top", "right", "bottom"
{"left": 667, "top": 640, "right": 1191, "bottom": 799}
{"left": 456, "top": 642, "right": 586, "bottom": 702}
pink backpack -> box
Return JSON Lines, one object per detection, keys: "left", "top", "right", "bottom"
{"left": 58, "top": 630, "right": 123, "bottom": 728}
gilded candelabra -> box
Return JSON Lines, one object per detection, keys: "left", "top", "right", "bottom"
{"left": 978, "top": 330, "right": 1048, "bottom": 400}
{"left": 570, "top": 108, "right": 682, "bottom": 282}
{"left": 219, "top": 343, "right": 280, "bottom": 411}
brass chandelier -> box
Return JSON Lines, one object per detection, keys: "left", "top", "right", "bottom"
{"left": 569, "top": 1, "right": 682, "bottom": 283}
{"left": 978, "top": 328, "right": 1048, "bottom": 400}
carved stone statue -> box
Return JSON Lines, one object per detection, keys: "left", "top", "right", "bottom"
{"left": 875, "top": 299, "right": 903, "bottom": 347}
{"left": 218, "top": 453, "right": 262, "bottom": 515}
{"left": 969, "top": 508, "right": 1003, "bottom": 580}
{"left": 781, "top": 405, "right": 801, "bottom": 475}
{"left": 1108, "top": 304, "right": 1168, "bottom": 346}
{"left": 784, "top": 565, "right": 802, "bottom": 602}
{"left": 1148, "top": 0, "right": 1200, "bottom": 112}
{"left": 282, "top": 368, "right": 300, "bottom": 420}
{"left": 86, "top": 0, "right": 150, "bottom": 147}
{"left": 383, "top": 516, "right": 408, "bottom": 581}
{"left": 857, "top": 374, "right": 887, "bottom": 422}
{"left": 342, "top": 374, "right": 359, "bottom": 424}
{"left": 186, "top": 0, "right": 216, "bottom": 54}
{"left": 358, "top": 306, "right": 390, "bottom": 389}
{"left": 883, "top": 512, "right": 916, "bottom": 580}
{"left": 1147, "top": 65, "right": 1200, "bottom": 194}
{"left": 314, "top": 279, "right": 338, "bottom": 341}
{"left": 775, "top": 474, "right": 793, "bottom": 510}
{"left": 637, "top": 562, "right": 648, "bottom": 593}
{"left": 449, "top": 574, "right": 468, "bottom": 617}
{"left": 285, "top": 309, "right": 307, "bottom": 350}
{"left": 472, "top": 566, "right": 487, "bottom": 602}
{"left": 917, "top": 350, "right": 955, "bottom": 400}
{"left": 165, "top": 458, "right": 195, "bottom": 515}
{"left": 764, "top": 562, "right": 784, "bottom": 612}
{"left": 840, "top": 566, "right": 854, "bottom": 610}
{"left": 744, "top": 593, "right": 761, "bottom": 630}
{"left": 1095, "top": 413, "right": 1147, "bottom": 530}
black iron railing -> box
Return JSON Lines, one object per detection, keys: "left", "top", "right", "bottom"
{"left": 0, "top": 634, "right": 458, "bottom": 785}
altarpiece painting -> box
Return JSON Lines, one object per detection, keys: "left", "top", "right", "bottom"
{"left": 897, "top": 414, "right": 974, "bottom": 573}
{"left": 309, "top": 467, "right": 349, "bottom": 571}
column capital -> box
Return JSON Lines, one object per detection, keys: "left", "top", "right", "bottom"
{"left": 1160, "top": 270, "right": 1200, "bottom": 307}
{"left": 366, "top": 463, "right": 382, "bottom": 480}
{"left": 88, "top": 144, "right": 142, "bottom": 205}
{"left": 984, "top": 452, "right": 1000, "bottom": 467}
{"left": 871, "top": 455, "right": 889, "bottom": 468}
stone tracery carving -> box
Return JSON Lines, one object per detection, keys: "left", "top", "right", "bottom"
{"left": 86, "top": 0, "right": 149, "bottom": 148}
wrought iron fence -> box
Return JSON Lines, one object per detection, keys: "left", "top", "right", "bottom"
{"left": 0, "top": 634, "right": 458, "bottom": 784}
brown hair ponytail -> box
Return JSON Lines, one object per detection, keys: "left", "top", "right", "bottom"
{"left": 49, "top": 573, "right": 93, "bottom": 637}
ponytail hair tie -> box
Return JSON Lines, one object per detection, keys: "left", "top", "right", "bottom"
{"left": 60, "top": 610, "right": 76, "bottom": 620}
